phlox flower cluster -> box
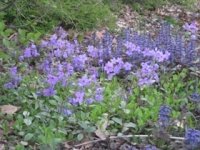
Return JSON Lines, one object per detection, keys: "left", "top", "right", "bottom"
{"left": 5, "top": 23, "right": 198, "bottom": 98}
{"left": 19, "top": 43, "right": 40, "bottom": 61}
{"left": 135, "top": 62, "right": 159, "bottom": 87}
{"left": 18, "top": 27, "right": 104, "bottom": 109}
{"left": 104, "top": 57, "right": 132, "bottom": 80}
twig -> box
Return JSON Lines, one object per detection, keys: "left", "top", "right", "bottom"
{"left": 74, "top": 134, "right": 185, "bottom": 148}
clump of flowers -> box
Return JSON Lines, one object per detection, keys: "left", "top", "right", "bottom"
{"left": 158, "top": 105, "right": 171, "bottom": 128}
{"left": 19, "top": 43, "right": 40, "bottom": 61}
{"left": 188, "top": 93, "right": 200, "bottom": 103}
{"left": 104, "top": 57, "right": 132, "bottom": 80}
{"left": 185, "top": 129, "right": 200, "bottom": 149}
{"left": 135, "top": 62, "right": 159, "bottom": 87}
{"left": 183, "top": 21, "right": 198, "bottom": 34}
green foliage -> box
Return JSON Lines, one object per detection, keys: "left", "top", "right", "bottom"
{"left": 3, "top": 0, "right": 115, "bottom": 32}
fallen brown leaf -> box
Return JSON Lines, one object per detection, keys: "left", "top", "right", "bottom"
{"left": 0, "top": 105, "right": 20, "bottom": 115}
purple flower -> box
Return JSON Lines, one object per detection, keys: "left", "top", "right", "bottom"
{"left": 88, "top": 67, "right": 99, "bottom": 78}
{"left": 43, "top": 86, "right": 56, "bottom": 96}
{"left": 142, "top": 48, "right": 170, "bottom": 63}
{"left": 183, "top": 21, "right": 198, "bottom": 34}
{"left": 188, "top": 93, "right": 200, "bottom": 103}
{"left": 73, "top": 54, "right": 88, "bottom": 70}
{"left": 144, "top": 145, "right": 158, "bottom": 150}
{"left": 66, "top": 63, "right": 74, "bottom": 75}
{"left": 95, "top": 87, "right": 104, "bottom": 102}
{"left": 104, "top": 58, "right": 125, "bottom": 79}
{"left": 104, "top": 61, "right": 114, "bottom": 74}
{"left": 31, "top": 45, "right": 40, "bottom": 57}
{"left": 4, "top": 67, "right": 22, "bottom": 89}
{"left": 158, "top": 105, "right": 171, "bottom": 128}
{"left": 185, "top": 129, "right": 200, "bottom": 149}
{"left": 40, "top": 59, "right": 52, "bottom": 73}
{"left": 54, "top": 48, "right": 62, "bottom": 57}
{"left": 4, "top": 82, "right": 15, "bottom": 89}
{"left": 24, "top": 48, "right": 32, "bottom": 58}
{"left": 86, "top": 98, "right": 94, "bottom": 104}
{"left": 21, "top": 43, "right": 40, "bottom": 59}
{"left": 46, "top": 74, "right": 59, "bottom": 86}
{"left": 78, "top": 75, "right": 91, "bottom": 87}
{"left": 9, "top": 67, "right": 17, "bottom": 77}
{"left": 136, "top": 62, "right": 159, "bottom": 86}
{"left": 60, "top": 107, "right": 73, "bottom": 116}
{"left": 70, "top": 91, "right": 85, "bottom": 105}
{"left": 124, "top": 41, "right": 141, "bottom": 55}
{"left": 123, "top": 62, "right": 132, "bottom": 71}
{"left": 88, "top": 45, "right": 98, "bottom": 58}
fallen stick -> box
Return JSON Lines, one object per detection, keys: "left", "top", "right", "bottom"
{"left": 74, "top": 134, "right": 185, "bottom": 148}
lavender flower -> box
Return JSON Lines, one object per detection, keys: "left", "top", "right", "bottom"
{"left": 185, "top": 129, "right": 200, "bottom": 149}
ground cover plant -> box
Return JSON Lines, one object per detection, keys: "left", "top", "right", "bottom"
{"left": 1, "top": 0, "right": 115, "bottom": 32}
{"left": 0, "top": 17, "right": 200, "bottom": 150}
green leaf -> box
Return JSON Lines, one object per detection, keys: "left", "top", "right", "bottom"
{"left": 24, "top": 118, "right": 32, "bottom": 126}
{"left": 0, "top": 51, "right": 9, "bottom": 59}
{"left": 24, "top": 133, "right": 34, "bottom": 141}
{"left": 3, "top": 39, "right": 10, "bottom": 48}
{"left": 85, "top": 126, "right": 96, "bottom": 133}
{"left": 49, "top": 100, "right": 57, "bottom": 106}
{"left": 0, "top": 21, "right": 5, "bottom": 32}
{"left": 124, "top": 122, "right": 136, "bottom": 128}
{"left": 5, "top": 29, "right": 13, "bottom": 36}
{"left": 77, "top": 133, "right": 84, "bottom": 141}
{"left": 112, "top": 117, "right": 122, "bottom": 125}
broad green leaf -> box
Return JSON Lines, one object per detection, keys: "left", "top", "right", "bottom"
{"left": 24, "top": 118, "right": 32, "bottom": 126}
{"left": 24, "top": 133, "right": 34, "bottom": 141}
{"left": 124, "top": 122, "right": 136, "bottom": 128}
{"left": 3, "top": 38, "right": 10, "bottom": 48}
{"left": 49, "top": 100, "right": 57, "bottom": 106}
{"left": 77, "top": 133, "right": 84, "bottom": 141}
{"left": 0, "top": 51, "right": 9, "bottom": 59}
{"left": 112, "top": 117, "right": 122, "bottom": 125}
